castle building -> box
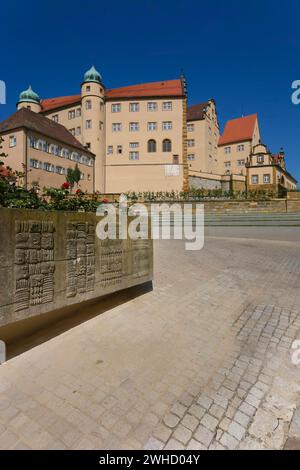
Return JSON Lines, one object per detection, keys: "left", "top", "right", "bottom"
{"left": 33, "top": 66, "right": 188, "bottom": 193}
{"left": 246, "top": 142, "right": 297, "bottom": 194}
{"left": 218, "top": 114, "right": 261, "bottom": 176}
{"left": 187, "top": 100, "right": 220, "bottom": 175}
{"left": 186, "top": 109, "right": 297, "bottom": 193}
{"left": 0, "top": 106, "right": 95, "bottom": 192}
{"left": 0, "top": 66, "right": 297, "bottom": 195}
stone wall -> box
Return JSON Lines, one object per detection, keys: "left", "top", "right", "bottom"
{"left": 0, "top": 208, "right": 153, "bottom": 328}
{"left": 202, "top": 199, "right": 287, "bottom": 213}
{"left": 189, "top": 175, "right": 222, "bottom": 190}
{"left": 231, "top": 178, "right": 246, "bottom": 192}
{"left": 287, "top": 190, "right": 300, "bottom": 200}
{"left": 189, "top": 174, "right": 246, "bottom": 192}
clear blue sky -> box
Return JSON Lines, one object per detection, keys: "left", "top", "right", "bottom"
{"left": 0, "top": 0, "right": 299, "bottom": 182}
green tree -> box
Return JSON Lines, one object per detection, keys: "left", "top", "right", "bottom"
{"left": 73, "top": 164, "right": 81, "bottom": 187}
{"left": 66, "top": 164, "right": 81, "bottom": 190}
{"left": 66, "top": 167, "right": 75, "bottom": 188}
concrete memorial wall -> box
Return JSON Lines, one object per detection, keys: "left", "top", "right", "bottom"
{"left": 0, "top": 208, "right": 153, "bottom": 328}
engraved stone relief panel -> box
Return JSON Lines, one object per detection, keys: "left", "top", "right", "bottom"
{"left": 131, "top": 240, "right": 151, "bottom": 279}
{"left": 66, "top": 221, "right": 95, "bottom": 298}
{"left": 15, "top": 220, "right": 55, "bottom": 312}
{"left": 99, "top": 239, "right": 123, "bottom": 287}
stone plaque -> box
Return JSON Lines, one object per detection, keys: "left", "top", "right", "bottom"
{"left": 66, "top": 221, "right": 95, "bottom": 298}
{"left": 14, "top": 220, "right": 55, "bottom": 311}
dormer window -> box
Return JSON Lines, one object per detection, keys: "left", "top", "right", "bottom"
{"left": 257, "top": 155, "right": 264, "bottom": 164}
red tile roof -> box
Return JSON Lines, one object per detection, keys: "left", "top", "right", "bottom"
{"left": 41, "top": 95, "right": 81, "bottom": 112}
{"left": 41, "top": 79, "right": 184, "bottom": 112}
{"left": 0, "top": 108, "right": 94, "bottom": 155}
{"left": 187, "top": 102, "right": 209, "bottom": 121}
{"left": 106, "top": 79, "right": 183, "bottom": 99}
{"left": 219, "top": 114, "right": 257, "bottom": 146}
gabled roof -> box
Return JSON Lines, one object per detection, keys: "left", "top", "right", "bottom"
{"left": 41, "top": 95, "right": 81, "bottom": 112}
{"left": 0, "top": 108, "right": 94, "bottom": 155}
{"left": 187, "top": 102, "right": 209, "bottom": 121}
{"left": 106, "top": 79, "right": 184, "bottom": 99}
{"left": 219, "top": 114, "right": 257, "bottom": 146}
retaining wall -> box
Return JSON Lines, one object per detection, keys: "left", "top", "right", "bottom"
{"left": 0, "top": 208, "right": 153, "bottom": 328}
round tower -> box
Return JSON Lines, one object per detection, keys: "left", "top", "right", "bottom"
{"left": 81, "top": 66, "right": 105, "bottom": 192}
{"left": 17, "top": 85, "right": 41, "bottom": 112}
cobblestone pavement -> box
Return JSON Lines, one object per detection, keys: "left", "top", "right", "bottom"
{"left": 0, "top": 228, "right": 300, "bottom": 449}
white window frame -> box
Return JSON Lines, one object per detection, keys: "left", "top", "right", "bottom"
{"left": 55, "top": 166, "right": 65, "bottom": 175}
{"left": 147, "top": 102, "right": 157, "bottom": 112}
{"left": 257, "top": 155, "right": 264, "bottom": 164}
{"left": 147, "top": 122, "right": 157, "bottom": 131}
{"left": 112, "top": 123, "right": 122, "bottom": 132}
{"left": 251, "top": 175, "right": 259, "bottom": 184}
{"left": 129, "top": 102, "right": 139, "bottom": 112}
{"left": 162, "top": 101, "right": 172, "bottom": 111}
{"left": 9, "top": 135, "right": 17, "bottom": 147}
{"left": 162, "top": 121, "right": 172, "bottom": 130}
{"left": 30, "top": 159, "right": 39, "bottom": 169}
{"left": 111, "top": 103, "right": 121, "bottom": 113}
{"left": 129, "top": 151, "right": 139, "bottom": 160}
{"left": 129, "top": 122, "right": 139, "bottom": 132}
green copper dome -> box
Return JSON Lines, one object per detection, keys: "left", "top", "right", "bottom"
{"left": 83, "top": 65, "right": 102, "bottom": 84}
{"left": 19, "top": 85, "right": 40, "bottom": 104}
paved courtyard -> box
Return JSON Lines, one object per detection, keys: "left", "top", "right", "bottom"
{"left": 0, "top": 226, "right": 300, "bottom": 449}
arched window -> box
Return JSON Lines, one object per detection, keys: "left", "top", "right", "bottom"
{"left": 163, "top": 139, "right": 172, "bottom": 152}
{"left": 148, "top": 139, "right": 156, "bottom": 153}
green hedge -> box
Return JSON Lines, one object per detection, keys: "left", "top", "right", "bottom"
{"left": 125, "top": 188, "right": 275, "bottom": 202}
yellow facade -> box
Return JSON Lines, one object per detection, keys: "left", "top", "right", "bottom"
{"left": 105, "top": 97, "right": 184, "bottom": 192}
{"left": 1, "top": 128, "right": 95, "bottom": 193}
{"left": 246, "top": 143, "right": 297, "bottom": 193}
{"left": 187, "top": 100, "right": 220, "bottom": 177}
{"left": 218, "top": 118, "right": 260, "bottom": 176}
{"left": 39, "top": 71, "right": 186, "bottom": 193}
{"left": 1, "top": 68, "right": 297, "bottom": 194}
